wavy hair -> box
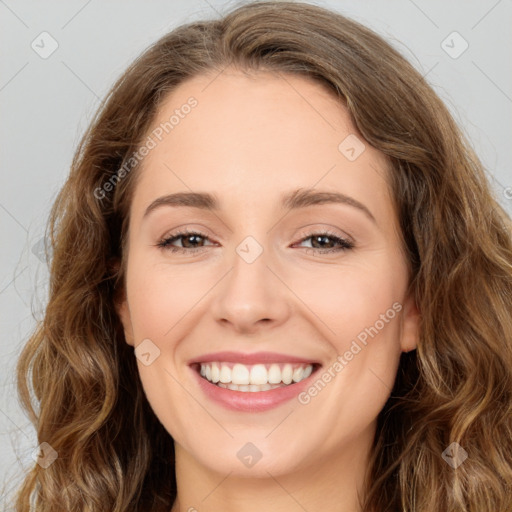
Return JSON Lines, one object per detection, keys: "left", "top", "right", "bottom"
{"left": 12, "top": 1, "right": 512, "bottom": 510}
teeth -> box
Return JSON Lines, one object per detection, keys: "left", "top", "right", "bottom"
{"left": 302, "top": 365, "right": 313, "bottom": 379}
{"left": 198, "top": 361, "right": 315, "bottom": 388}
{"left": 282, "top": 364, "right": 293, "bottom": 384}
{"left": 249, "top": 364, "right": 268, "bottom": 385}
{"left": 219, "top": 365, "right": 231, "bottom": 383}
{"left": 268, "top": 364, "right": 281, "bottom": 384}
{"left": 216, "top": 382, "right": 281, "bottom": 392}
{"left": 292, "top": 366, "right": 304, "bottom": 382}
{"left": 211, "top": 363, "right": 220, "bottom": 383}
{"left": 232, "top": 364, "right": 250, "bottom": 385}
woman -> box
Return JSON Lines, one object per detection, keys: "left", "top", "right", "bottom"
{"left": 13, "top": 1, "right": 512, "bottom": 511}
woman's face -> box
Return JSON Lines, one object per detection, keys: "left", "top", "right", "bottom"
{"left": 117, "top": 69, "right": 419, "bottom": 478}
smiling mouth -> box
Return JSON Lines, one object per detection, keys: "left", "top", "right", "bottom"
{"left": 193, "top": 362, "right": 320, "bottom": 392}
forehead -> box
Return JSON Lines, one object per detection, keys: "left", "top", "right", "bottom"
{"left": 132, "top": 69, "right": 392, "bottom": 221}
{"left": 147, "top": 69, "right": 357, "bottom": 164}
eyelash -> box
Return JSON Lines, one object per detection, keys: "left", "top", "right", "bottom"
{"left": 155, "top": 229, "right": 354, "bottom": 255}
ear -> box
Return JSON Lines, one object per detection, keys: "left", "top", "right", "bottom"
{"left": 399, "top": 292, "right": 420, "bottom": 353}
{"left": 116, "top": 296, "right": 135, "bottom": 347}
{"left": 111, "top": 258, "right": 135, "bottom": 348}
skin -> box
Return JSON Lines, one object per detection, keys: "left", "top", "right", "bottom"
{"left": 116, "top": 68, "right": 420, "bottom": 512}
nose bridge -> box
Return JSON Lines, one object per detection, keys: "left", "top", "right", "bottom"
{"left": 229, "top": 233, "right": 274, "bottom": 310}
{"left": 211, "top": 231, "right": 290, "bottom": 332}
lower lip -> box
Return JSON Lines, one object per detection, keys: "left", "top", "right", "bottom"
{"left": 191, "top": 365, "right": 319, "bottom": 412}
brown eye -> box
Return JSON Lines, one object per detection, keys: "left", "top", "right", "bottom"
{"left": 157, "top": 230, "right": 214, "bottom": 253}
{"left": 294, "top": 232, "right": 354, "bottom": 255}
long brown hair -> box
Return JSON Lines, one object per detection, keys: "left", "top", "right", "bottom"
{"left": 12, "top": 1, "right": 512, "bottom": 510}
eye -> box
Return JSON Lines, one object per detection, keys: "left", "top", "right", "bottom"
{"left": 293, "top": 231, "right": 354, "bottom": 255}
{"left": 155, "top": 229, "right": 354, "bottom": 255}
{"left": 156, "top": 229, "right": 214, "bottom": 254}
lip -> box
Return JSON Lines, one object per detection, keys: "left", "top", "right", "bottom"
{"left": 188, "top": 351, "right": 320, "bottom": 365}
{"left": 190, "top": 359, "right": 321, "bottom": 412}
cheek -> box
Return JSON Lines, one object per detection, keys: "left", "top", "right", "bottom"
{"left": 289, "top": 260, "right": 405, "bottom": 349}
{"left": 296, "top": 274, "right": 403, "bottom": 448}
{"left": 123, "top": 259, "right": 201, "bottom": 435}
{"left": 292, "top": 261, "right": 405, "bottom": 409}
{"left": 125, "top": 260, "right": 203, "bottom": 342}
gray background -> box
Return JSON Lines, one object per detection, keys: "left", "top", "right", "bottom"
{"left": 1, "top": 0, "right": 511, "bottom": 507}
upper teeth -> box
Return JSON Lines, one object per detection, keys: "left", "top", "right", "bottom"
{"left": 199, "top": 362, "right": 313, "bottom": 385}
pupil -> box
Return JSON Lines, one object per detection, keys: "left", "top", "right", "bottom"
{"left": 185, "top": 235, "right": 201, "bottom": 247}
{"left": 314, "top": 235, "right": 330, "bottom": 248}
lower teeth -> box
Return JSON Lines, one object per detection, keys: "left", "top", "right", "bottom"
{"left": 214, "top": 381, "right": 287, "bottom": 392}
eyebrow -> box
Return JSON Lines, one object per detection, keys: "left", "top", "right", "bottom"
{"left": 143, "top": 188, "right": 376, "bottom": 224}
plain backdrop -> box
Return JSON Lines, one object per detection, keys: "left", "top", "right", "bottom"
{"left": 1, "top": 0, "right": 511, "bottom": 507}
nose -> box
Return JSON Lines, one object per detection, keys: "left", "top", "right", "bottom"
{"left": 210, "top": 242, "right": 292, "bottom": 335}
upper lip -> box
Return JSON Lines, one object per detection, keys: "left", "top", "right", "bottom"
{"left": 189, "top": 351, "right": 320, "bottom": 365}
